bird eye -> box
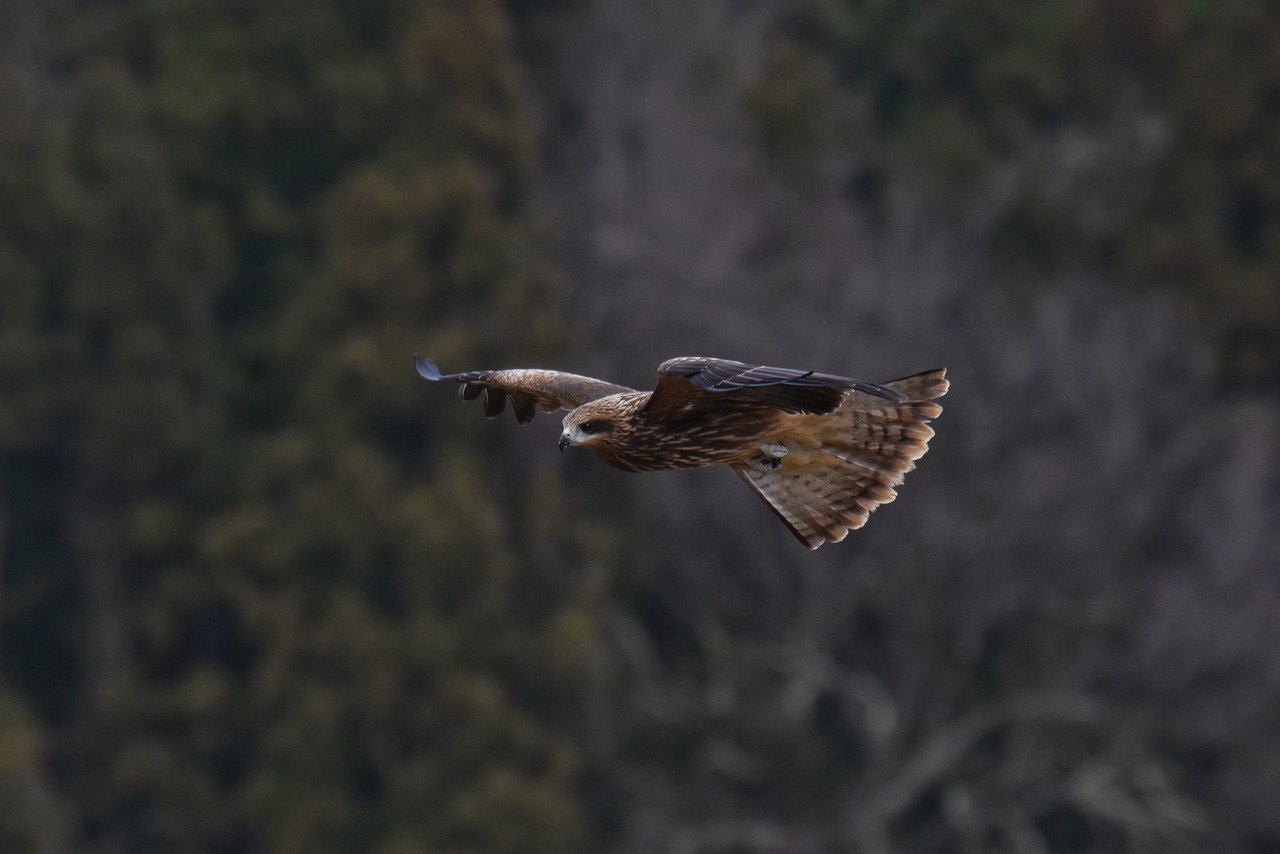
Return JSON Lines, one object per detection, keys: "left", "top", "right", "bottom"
{"left": 580, "top": 420, "right": 607, "bottom": 435}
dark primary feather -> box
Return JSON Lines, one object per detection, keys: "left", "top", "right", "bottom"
{"left": 482, "top": 388, "right": 508, "bottom": 418}
{"left": 647, "top": 356, "right": 902, "bottom": 418}
{"left": 665, "top": 357, "right": 903, "bottom": 399}
{"left": 414, "top": 355, "right": 634, "bottom": 423}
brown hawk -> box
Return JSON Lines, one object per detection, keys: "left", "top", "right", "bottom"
{"left": 416, "top": 354, "right": 948, "bottom": 549}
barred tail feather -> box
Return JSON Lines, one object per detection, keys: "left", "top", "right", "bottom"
{"left": 735, "top": 456, "right": 902, "bottom": 549}
{"left": 735, "top": 368, "right": 947, "bottom": 549}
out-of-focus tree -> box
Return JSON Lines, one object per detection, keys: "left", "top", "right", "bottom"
{"left": 2, "top": 0, "right": 596, "bottom": 851}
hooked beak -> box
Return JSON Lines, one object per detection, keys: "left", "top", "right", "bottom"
{"left": 559, "top": 432, "right": 570, "bottom": 453}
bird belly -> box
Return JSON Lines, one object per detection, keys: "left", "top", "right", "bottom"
{"left": 593, "top": 416, "right": 786, "bottom": 473}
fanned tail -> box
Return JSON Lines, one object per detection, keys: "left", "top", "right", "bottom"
{"left": 735, "top": 368, "right": 948, "bottom": 549}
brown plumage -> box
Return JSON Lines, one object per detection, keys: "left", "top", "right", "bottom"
{"left": 416, "top": 355, "right": 948, "bottom": 549}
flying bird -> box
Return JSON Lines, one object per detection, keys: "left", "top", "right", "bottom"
{"left": 415, "top": 354, "right": 948, "bottom": 549}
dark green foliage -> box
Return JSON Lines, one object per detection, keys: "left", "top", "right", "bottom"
{"left": 2, "top": 0, "right": 588, "bottom": 850}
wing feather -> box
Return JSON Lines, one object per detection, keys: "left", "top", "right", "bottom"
{"left": 646, "top": 356, "right": 902, "bottom": 420}
{"left": 415, "top": 355, "right": 634, "bottom": 423}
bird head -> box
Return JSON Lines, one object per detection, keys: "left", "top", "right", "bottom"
{"left": 560, "top": 405, "right": 620, "bottom": 452}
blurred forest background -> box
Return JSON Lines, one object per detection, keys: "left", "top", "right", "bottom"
{"left": 2, "top": 0, "right": 1279, "bottom": 852}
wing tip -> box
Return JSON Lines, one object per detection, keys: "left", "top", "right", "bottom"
{"left": 883, "top": 367, "right": 949, "bottom": 402}
{"left": 414, "top": 354, "right": 444, "bottom": 381}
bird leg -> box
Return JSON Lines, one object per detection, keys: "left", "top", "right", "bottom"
{"left": 747, "top": 442, "right": 788, "bottom": 472}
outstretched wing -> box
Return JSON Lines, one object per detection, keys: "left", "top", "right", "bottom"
{"left": 415, "top": 355, "right": 634, "bottom": 424}
{"left": 645, "top": 356, "right": 903, "bottom": 420}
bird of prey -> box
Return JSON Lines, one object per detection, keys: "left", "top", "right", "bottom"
{"left": 415, "top": 354, "right": 947, "bottom": 549}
